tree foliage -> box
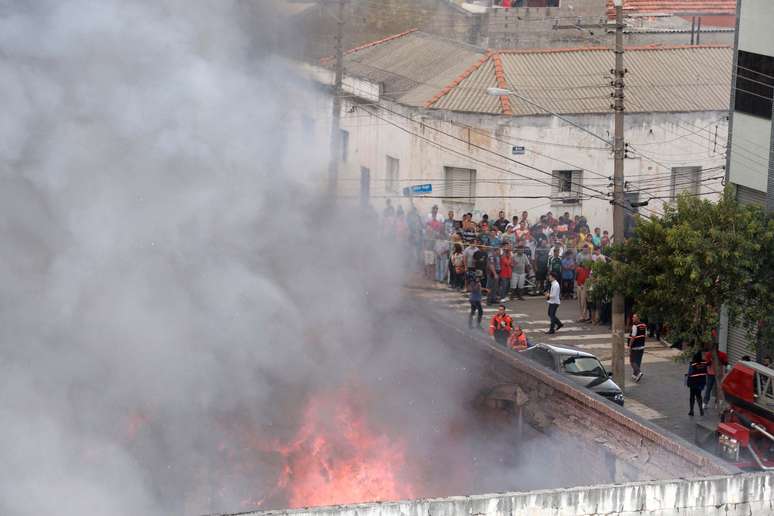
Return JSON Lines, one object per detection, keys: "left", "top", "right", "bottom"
{"left": 590, "top": 187, "right": 774, "bottom": 353}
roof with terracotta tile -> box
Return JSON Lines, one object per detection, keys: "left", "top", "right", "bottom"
{"left": 607, "top": 0, "right": 736, "bottom": 17}
{"left": 322, "top": 31, "right": 732, "bottom": 116}
{"left": 427, "top": 45, "right": 732, "bottom": 116}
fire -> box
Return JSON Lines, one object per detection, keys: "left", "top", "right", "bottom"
{"left": 272, "top": 390, "right": 416, "bottom": 508}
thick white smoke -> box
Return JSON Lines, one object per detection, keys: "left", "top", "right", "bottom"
{"left": 0, "top": 2, "right": 618, "bottom": 515}
{"left": 0, "top": 1, "right": 372, "bottom": 514}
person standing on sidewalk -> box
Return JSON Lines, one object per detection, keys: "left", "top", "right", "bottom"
{"left": 486, "top": 245, "right": 501, "bottom": 305}
{"left": 575, "top": 261, "right": 591, "bottom": 322}
{"left": 489, "top": 305, "right": 513, "bottom": 346}
{"left": 511, "top": 245, "right": 530, "bottom": 300}
{"left": 499, "top": 244, "right": 512, "bottom": 302}
{"left": 545, "top": 272, "right": 563, "bottom": 334}
{"left": 468, "top": 276, "right": 484, "bottom": 330}
{"left": 687, "top": 351, "right": 708, "bottom": 416}
{"left": 628, "top": 313, "right": 647, "bottom": 382}
{"left": 703, "top": 348, "right": 728, "bottom": 410}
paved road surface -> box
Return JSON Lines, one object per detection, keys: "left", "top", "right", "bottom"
{"left": 411, "top": 282, "right": 722, "bottom": 443}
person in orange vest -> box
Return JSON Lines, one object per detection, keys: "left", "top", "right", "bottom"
{"left": 628, "top": 313, "right": 647, "bottom": 382}
{"left": 507, "top": 325, "right": 529, "bottom": 351}
{"left": 489, "top": 305, "right": 513, "bottom": 346}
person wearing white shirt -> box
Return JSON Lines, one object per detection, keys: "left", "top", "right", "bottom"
{"left": 545, "top": 272, "right": 563, "bottom": 334}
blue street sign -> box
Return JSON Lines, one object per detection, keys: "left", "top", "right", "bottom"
{"left": 512, "top": 145, "right": 526, "bottom": 155}
{"left": 403, "top": 184, "right": 433, "bottom": 196}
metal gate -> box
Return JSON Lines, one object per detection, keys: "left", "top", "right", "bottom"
{"left": 726, "top": 184, "right": 767, "bottom": 362}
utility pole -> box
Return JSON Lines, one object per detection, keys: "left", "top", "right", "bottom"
{"left": 611, "top": 0, "right": 627, "bottom": 389}
{"left": 554, "top": 0, "right": 627, "bottom": 387}
{"left": 327, "top": 0, "right": 345, "bottom": 197}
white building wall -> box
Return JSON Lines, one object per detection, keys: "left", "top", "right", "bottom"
{"left": 329, "top": 95, "right": 726, "bottom": 231}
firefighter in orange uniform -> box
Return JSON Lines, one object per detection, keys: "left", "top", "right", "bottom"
{"left": 507, "top": 325, "right": 529, "bottom": 351}
{"left": 489, "top": 305, "right": 513, "bottom": 347}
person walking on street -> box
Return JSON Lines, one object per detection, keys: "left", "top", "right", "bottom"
{"left": 628, "top": 314, "right": 647, "bottom": 382}
{"left": 687, "top": 351, "right": 708, "bottom": 416}
{"left": 489, "top": 305, "right": 513, "bottom": 346}
{"left": 469, "top": 276, "right": 484, "bottom": 330}
{"left": 545, "top": 272, "right": 563, "bottom": 334}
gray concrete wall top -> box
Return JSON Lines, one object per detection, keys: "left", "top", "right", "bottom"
{"left": 226, "top": 472, "right": 773, "bottom": 516}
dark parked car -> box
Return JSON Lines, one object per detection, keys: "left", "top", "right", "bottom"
{"left": 520, "top": 343, "right": 624, "bottom": 406}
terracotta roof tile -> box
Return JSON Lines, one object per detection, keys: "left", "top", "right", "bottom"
{"left": 607, "top": 0, "right": 736, "bottom": 17}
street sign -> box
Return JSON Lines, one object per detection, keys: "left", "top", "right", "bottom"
{"left": 512, "top": 145, "right": 526, "bottom": 155}
{"left": 403, "top": 184, "right": 433, "bottom": 196}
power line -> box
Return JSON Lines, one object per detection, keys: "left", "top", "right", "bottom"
{"left": 357, "top": 102, "right": 611, "bottom": 196}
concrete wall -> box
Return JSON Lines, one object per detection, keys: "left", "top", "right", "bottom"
{"left": 425, "top": 309, "right": 736, "bottom": 481}
{"left": 325, "top": 93, "right": 726, "bottom": 229}
{"left": 234, "top": 472, "right": 772, "bottom": 516}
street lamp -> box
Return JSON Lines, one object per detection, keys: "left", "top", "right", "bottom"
{"left": 486, "top": 87, "right": 612, "bottom": 146}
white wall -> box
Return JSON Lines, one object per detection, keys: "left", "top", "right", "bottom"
{"left": 738, "top": 0, "right": 774, "bottom": 57}
{"left": 729, "top": 112, "right": 771, "bottom": 191}
{"left": 330, "top": 97, "right": 726, "bottom": 231}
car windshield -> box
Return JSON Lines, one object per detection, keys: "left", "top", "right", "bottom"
{"left": 562, "top": 356, "right": 606, "bottom": 377}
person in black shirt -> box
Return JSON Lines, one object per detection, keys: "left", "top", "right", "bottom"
{"left": 686, "top": 351, "right": 708, "bottom": 416}
{"left": 494, "top": 211, "right": 509, "bottom": 233}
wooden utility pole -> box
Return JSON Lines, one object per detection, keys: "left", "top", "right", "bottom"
{"left": 554, "top": 1, "right": 627, "bottom": 387}
{"left": 327, "top": 0, "right": 345, "bottom": 196}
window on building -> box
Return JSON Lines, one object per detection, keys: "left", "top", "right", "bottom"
{"left": 340, "top": 129, "right": 349, "bottom": 162}
{"left": 444, "top": 166, "right": 476, "bottom": 208}
{"left": 734, "top": 50, "right": 774, "bottom": 120}
{"left": 671, "top": 166, "right": 701, "bottom": 199}
{"left": 385, "top": 156, "right": 400, "bottom": 193}
{"left": 551, "top": 170, "right": 583, "bottom": 201}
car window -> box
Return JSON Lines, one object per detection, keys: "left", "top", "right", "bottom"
{"left": 524, "top": 348, "right": 555, "bottom": 370}
{"left": 562, "top": 356, "right": 605, "bottom": 377}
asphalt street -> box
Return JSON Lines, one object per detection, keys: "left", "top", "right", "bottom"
{"left": 411, "top": 281, "right": 722, "bottom": 443}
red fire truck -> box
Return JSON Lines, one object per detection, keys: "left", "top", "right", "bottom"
{"left": 716, "top": 360, "right": 774, "bottom": 470}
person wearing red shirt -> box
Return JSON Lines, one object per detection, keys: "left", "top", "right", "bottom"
{"left": 499, "top": 245, "right": 512, "bottom": 302}
{"left": 575, "top": 262, "right": 591, "bottom": 322}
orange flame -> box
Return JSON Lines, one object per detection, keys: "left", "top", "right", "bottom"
{"left": 273, "top": 391, "right": 416, "bottom": 508}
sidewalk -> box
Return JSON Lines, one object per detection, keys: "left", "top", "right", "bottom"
{"left": 411, "top": 280, "right": 720, "bottom": 443}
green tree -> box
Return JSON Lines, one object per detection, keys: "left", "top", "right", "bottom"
{"left": 590, "top": 187, "right": 774, "bottom": 355}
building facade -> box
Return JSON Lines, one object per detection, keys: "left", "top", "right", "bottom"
{"left": 722, "top": 0, "right": 774, "bottom": 362}
{"left": 307, "top": 31, "right": 731, "bottom": 232}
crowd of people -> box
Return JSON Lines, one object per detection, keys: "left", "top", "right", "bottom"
{"left": 381, "top": 200, "right": 612, "bottom": 324}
